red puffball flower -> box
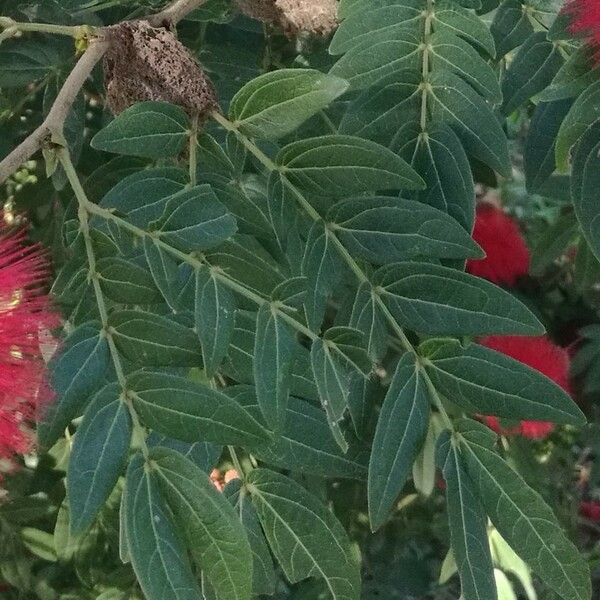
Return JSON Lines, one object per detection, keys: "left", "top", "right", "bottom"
{"left": 580, "top": 500, "right": 600, "bottom": 521}
{"left": 466, "top": 203, "right": 530, "bottom": 286}
{"left": 0, "top": 227, "right": 58, "bottom": 469}
{"left": 480, "top": 335, "right": 572, "bottom": 440}
{"left": 566, "top": 0, "right": 600, "bottom": 66}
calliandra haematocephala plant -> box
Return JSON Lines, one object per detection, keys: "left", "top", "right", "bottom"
{"left": 0, "top": 225, "right": 57, "bottom": 477}
{"left": 567, "top": 0, "right": 600, "bottom": 65}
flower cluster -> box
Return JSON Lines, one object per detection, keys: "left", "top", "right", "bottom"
{"left": 0, "top": 227, "right": 57, "bottom": 475}
{"left": 466, "top": 203, "right": 529, "bottom": 286}
{"left": 567, "top": 0, "right": 600, "bottom": 66}
{"left": 209, "top": 468, "right": 240, "bottom": 492}
{"left": 467, "top": 203, "right": 571, "bottom": 440}
{"left": 580, "top": 500, "right": 600, "bottom": 522}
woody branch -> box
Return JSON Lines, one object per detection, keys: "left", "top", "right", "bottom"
{"left": 0, "top": 0, "right": 207, "bottom": 186}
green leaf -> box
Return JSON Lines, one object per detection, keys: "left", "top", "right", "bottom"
{"left": 437, "top": 430, "right": 497, "bottom": 600}
{"left": 143, "top": 238, "right": 182, "bottom": 311}
{"left": 278, "top": 135, "right": 424, "bottom": 195}
{"left": 408, "top": 124, "right": 475, "bottom": 230}
{"left": 368, "top": 353, "right": 430, "bottom": 531}
{"left": 310, "top": 328, "right": 370, "bottom": 452}
{"left": 329, "top": 197, "right": 483, "bottom": 264}
{"left": 501, "top": 32, "right": 563, "bottom": 115}
{"left": 207, "top": 235, "right": 286, "bottom": 298}
{"left": 0, "top": 37, "right": 71, "bottom": 88}
{"left": 21, "top": 528, "right": 57, "bottom": 562}
{"left": 109, "top": 310, "right": 202, "bottom": 367}
{"left": 91, "top": 101, "right": 189, "bottom": 158}
{"left": 224, "top": 480, "right": 277, "bottom": 597}
{"left": 223, "top": 310, "right": 318, "bottom": 402}
{"left": 375, "top": 262, "right": 544, "bottom": 336}
{"left": 148, "top": 432, "right": 222, "bottom": 474}
{"left": 97, "top": 257, "right": 162, "bottom": 304}
{"left": 412, "top": 414, "right": 441, "bottom": 498}
{"left": 524, "top": 99, "right": 573, "bottom": 194}
{"left": 540, "top": 47, "right": 600, "bottom": 102}
{"left": 490, "top": 0, "right": 533, "bottom": 58}
{"left": 68, "top": 383, "right": 131, "bottom": 535}
{"left": 151, "top": 185, "right": 237, "bottom": 253}
{"left": 571, "top": 120, "right": 600, "bottom": 262}
{"left": 330, "top": 4, "right": 422, "bottom": 55}
{"left": 329, "top": 29, "right": 421, "bottom": 90}
{"left": 310, "top": 337, "right": 353, "bottom": 453}
{"left": 489, "top": 529, "right": 537, "bottom": 600}
{"left": 195, "top": 267, "right": 237, "bottom": 377}
{"left": 211, "top": 179, "right": 271, "bottom": 238}
{"left": 430, "top": 70, "right": 511, "bottom": 177}
{"left": 457, "top": 419, "right": 591, "bottom": 600}
{"left": 302, "top": 222, "right": 347, "bottom": 331}
{"left": 530, "top": 211, "right": 578, "bottom": 276}
{"left": 40, "top": 323, "right": 110, "bottom": 448}
{"left": 229, "top": 69, "right": 349, "bottom": 140}
{"left": 124, "top": 454, "right": 201, "bottom": 600}
{"left": 349, "top": 282, "right": 389, "bottom": 361}
{"left": 229, "top": 387, "right": 368, "bottom": 480}
{"left": 430, "top": 30, "right": 502, "bottom": 102}
{"left": 0, "top": 497, "right": 53, "bottom": 524}
{"left": 556, "top": 80, "right": 600, "bottom": 171}
{"left": 151, "top": 447, "right": 253, "bottom": 600}
{"left": 247, "top": 469, "right": 361, "bottom": 600}
{"left": 339, "top": 69, "right": 421, "bottom": 148}
{"left": 254, "top": 303, "right": 298, "bottom": 432}
{"left": 128, "top": 370, "right": 269, "bottom": 446}
{"left": 422, "top": 339, "right": 585, "bottom": 425}
{"left": 99, "top": 167, "right": 187, "bottom": 228}
{"left": 435, "top": 1, "right": 496, "bottom": 57}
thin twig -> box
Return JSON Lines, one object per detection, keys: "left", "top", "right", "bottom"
{"left": 147, "top": 0, "right": 207, "bottom": 27}
{"left": 0, "top": 39, "right": 109, "bottom": 185}
{"left": 0, "top": 0, "right": 207, "bottom": 185}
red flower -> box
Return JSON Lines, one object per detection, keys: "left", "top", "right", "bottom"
{"left": 466, "top": 203, "right": 530, "bottom": 286}
{"left": 580, "top": 500, "right": 600, "bottom": 521}
{"left": 567, "top": 0, "right": 600, "bottom": 66}
{"left": 480, "top": 335, "right": 571, "bottom": 440}
{"left": 0, "top": 228, "right": 58, "bottom": 468}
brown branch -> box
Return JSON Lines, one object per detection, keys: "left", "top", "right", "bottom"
{"left": 0, "top": 40, "right": 108, "bottom": 185}
{"left": 0, "top": 0, "right": 207, "bottom": 185}
{"left": 147, "top": 0, "right": 208, "bottom": 27}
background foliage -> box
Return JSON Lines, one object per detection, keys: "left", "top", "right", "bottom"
{"left": 1, "top": 0, "right": 600, "bottom": 598}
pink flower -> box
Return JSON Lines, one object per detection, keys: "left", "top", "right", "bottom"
{"left": 480, "top": 335, "right": 572, "bottom": 440}
{"left": 567, "top": 0, "right": 600, "bottom": 66}
{"left": 0, "top": 228, "right": 58, "bottom": 467}
{"left": 466, "top": 203, "right": 530, "bottom": 286}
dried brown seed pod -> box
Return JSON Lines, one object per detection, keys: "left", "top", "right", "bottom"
{"left": 102, "top": 20, "right": 219, "bottom": 117}
{"left": 234, "top": 0, "right": 280, "bottom": 22}
{"left": 235, "top": 0, "right": 338, "bottom": 37}
{"left": 275, "top": 0, "right": 338, "bottom": 37}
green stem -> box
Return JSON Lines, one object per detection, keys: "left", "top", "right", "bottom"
{"left": 421, "top": 367, "right": 454, "bottom": 431}
{"left": 59, "top": 148, "right": 150, "bottom": 459}
{"left": 211, "top": 110, "right": 278, "bottom": 172}
{"left": 188, "top": 113, "right": 199, "bottom": 187}
{"left": 228, "top": 446, "right": 247, "bottom": 478}
{"left": 419, "top": 0, "right": 435, "bottom": 132}
{"left": 83, "top": 202, "right": 318, "bottom": 341}
{"left": 0, "top": 18, "right": 94, "bottom": 37}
